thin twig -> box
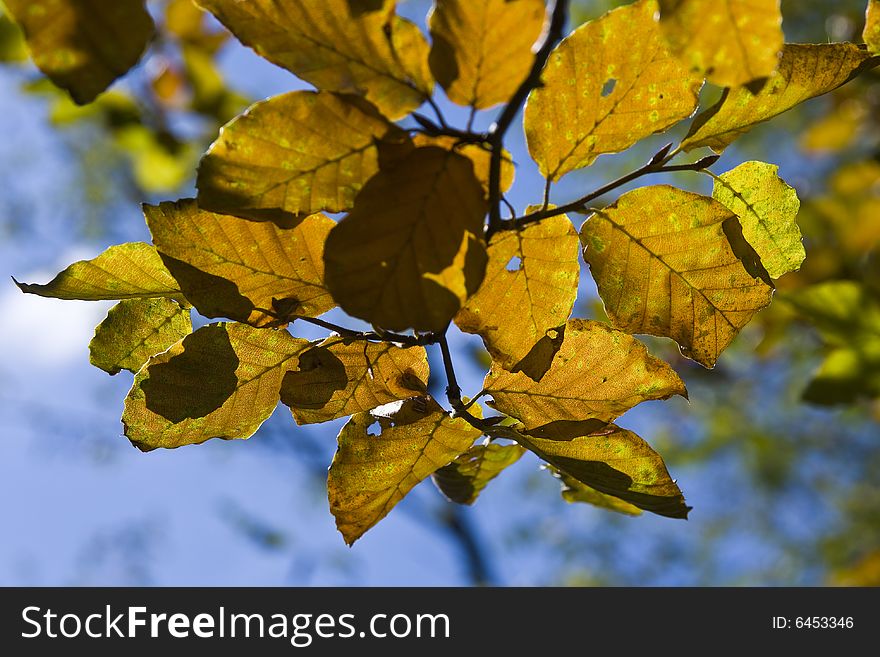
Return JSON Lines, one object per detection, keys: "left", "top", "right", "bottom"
{"left": 426, "top": 96, "right": 449, "bottom": 128}
{"left": 292, "top": 315, "right": 437, "bottom": 347}
{"left": 437, "top": 334, "right": 488, "bottom": 429}
{"left": 410, "top": 113, "right": 489, "bottom": 144}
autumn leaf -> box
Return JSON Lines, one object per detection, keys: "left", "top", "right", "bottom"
{"left": 328, "top": 397, "right": 481, "bottom": 544}
{"left": 197, "top": 91, "right": 413, "bottom": 223}
{"left": 658, "top": 0, "right": 783, "bottom": 88}
{"left": 428, "top": 0, "right": 545, "bottom": 109}
{"left": 123, "top": 322, "right": 308, "bottom": 450}
{"left": 281, "top": 338, "right": 430, "bottom": 425}
{"left": 89, "top": 298, "right": 192, "bottom": 375}
{"left": 323, "top": 146, "right": 488, "bottom": 332}
{"left": 144, "top": 199, "right": 335, "bottom": 327}
{"left": 581, "top": 186, "right": 774, "bottom": 367}
{"left": 4, "top": 0, "right": 154, "bottom": 104}
{"left": 867, "top": 0, "right": 880, "bottom": 53}
{"left": 681, "top": 43, "right": 879, "bottom": 152}
{"left": 552, "top": 468, "right": 643, "bottom": 516}
{"left": 524, "top": 0, "right": 702, "bottom": 181}
{"left": 433, "top": 442, "right": 525, "bottom": 505}
{"left": 197, "top": 0, "right": 432, "bottom": 120}
{"left": 412, "top": 134, "right": 514, "bottom": 197}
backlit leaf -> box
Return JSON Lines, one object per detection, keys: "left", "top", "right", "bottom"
{"left": 89, "top": 298, "right": 192, "bottom": 375}
{"left": 144, "top": 199, "right": 335, "bottom": 327}
{"left": 281, "top": 338, "right": 430, "bottom": 424}
{"left": 485, "top": 319, "right": 687, "bottom": 429}
{"left": 581, "top": 186, "right": 774, "bottom": 367}
{"left": 553, "top": 468, "right": 643, "bottom": 516}
{"left": 123, "top": 322, "right": 308, "bottom": 450}
{"left": 524, "top": 0, "right": 702, "bottom": 181}
{"left": 456, "top": 212, "right": 579, "bottom": 374}
{"left": 712, "top": 161, "right": 804, "bottom": 279}
{"left": 324, "top": 146, "right": 488, "bottom": 332}
{"left": 15, "top": 242, "right": 182, "bottom": 301}
{"left": 433, "top": 442, "right": 525, "bottom": 505}
{"left": 4, "top": 0, "right": 154, "bottom": 104}
{"left": 867, "top": 0, "right": 880, "bottom": 53}
{"left": 681, "top": 43, "right": 879, "bottom": 152}
{"left": 658, "top": 0, "right": 783, "bottom": 88}
{"left": 197, "top": 91, "right": 412, "bottom": 223}
{"left": 328, "top": 397, "right": 481, "bottom": 544}
{"left": 197, "top": 0, "right": 432, "bottom": 119}
{"left": 412, "top": 134, "right": 514, "bottom": 196}
{"left": 428, "top": 0, "right": 545, "bottom": 109}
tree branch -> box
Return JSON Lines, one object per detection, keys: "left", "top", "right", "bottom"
{"left": 411, "top": 113, "right": 489, "bottom": 145}
{"left": 437, "top": 333, "right": 490, "bottom": 429}
{"left": 292, "top": 315, "right": 437, "bottom": 347}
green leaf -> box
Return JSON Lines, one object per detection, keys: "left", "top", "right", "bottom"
{"left": 15, "top": 242, "right": 182, "bottom": 301}
{"left": 681, "top": 43, "right": 880, "bottom": 152}
{"left": 0, "top": 9, "right": 28, "bottom": 62}
{"left": 197, "top": 91, "right": 413, "bottom": 223}
{"left": 197, "top": 0, "right": 432, "bottom": 120}
{"left": 328, "top": 397, "right": 481, "bottom": 544}
{"left": 433, "top": 442, "right": 525, "bottom": 505}
{"left": 712, "top": 161, "right": 804, "bottom": 280}
{"left": 281, "top": 338, "right": 430, "bottom": 425}
{"left": 89, "top": 298, "right": 192, "bottom": 375}
{"left": 324, "top": 147, "right": 488, "bottom": 332}
{"left": 524, "top": 0, "right": 702, "bottom": 181}
{"left": 144, "top": 199, "right": 335, "bottom": 327}
{"left": 4, "top": 0, "right": 154, "bottom": 104}
{"left": 553, "top": 468, "right": 643, "bottom": 516}
{"left": 122, "top": 322, "right": 308, "bottom": 450}
{"left": 428, "top": 0, "right": 546, "bottom": 109}
{"left": 658, "top": 0, "right": 783, "bottom": 88}
{"left": 580, "top": 185, "right": 774, "bottom": 368}
{"left": 866, "top": 0, "right": 880, "bottom": 53}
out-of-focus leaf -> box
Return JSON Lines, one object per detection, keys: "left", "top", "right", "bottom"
{"left": 581, "top": 186, "right": 774, "bottom": 368}
{"left": 0, "top": 9, "right": 27, "bottom": 62}
{"left": 144, "top": 199, "right": 335, "bottom": 327}
{"left": 799, "top": 98, "right": 865, "bottom": 153}
{"left": 712, "top": 161, "right": 804, "bottom": 280}
{"left": 658, "top": 0, "right": 782, "bottom": 88}
{"left": 89, "top": 298, "right": 191, "bottom": 375}
{"left": 197, "top": 91, "right": 412, "bottom": 223}
{"left": 123, "top": 322, "right": 308, "bottom": 450}
{"left": 324, "top": 147, "right": 487, "bottom": 332}
{"left": 328, "top": 397, "right": 481, "bottom": 544}
{"left": 524, "top": 0, "right": 702, "bottom": 181}
{"left": 197, "top": 0, "right": 432, "bottom": 119}
{"left": 4, "top": 0, "right": 155, "bottom": 104}
{"left": 866, "top": 0, "right": 880, "bottom": 53}
{"left": 114, "top": 124, "right": 195, "bottom": 194}
{"left": 681, "top": 43, "right": 879, "bottom": 152}
{"left": 281, "top": 338, "right": 430, "bottom": 425}
{"left": 553, "top": 468, "right": 643, "bottom": 516}
{"left": 412, "top": 134, "right": 514, "bottom": 197}
{"left": 433, "top": 442, "right": 525, "bottom": 505}
{"left": 15, "top": 242, "right": 182, "bottom": 301}
{"left": 428, "top": 0, "right": 545, "bottom": 109}
{"left": 456, "top": 212, "right": 579, "bottom": 374}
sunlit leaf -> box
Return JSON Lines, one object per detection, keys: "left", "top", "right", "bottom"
{"left": 433, "top": 441, "right": 525, "bottom": 505}
{"left": 658, "top": 0, "right": 782, "bottom": 88}
{"left": 681, "top": 43, "right": 879, "bottom": 152}
{"left": 324, "top": 146, "right": 488, "bottom": 332}
{"left": 552, "top": 468, "right": 643, "bottom": 516}
{"left": 799, "top": 99, "right": 865, "bottom": 153}
{"left": 581, "top": 185, "right": 774, "bottom": 367}
{"left": 712, "top": 161, "right": 804, "bottom": 280}
{"left": 456, "top": 212, "right": 579, "bottom": 374}
{"left": 428, "top": 0, "right": 545, "bottom": 109}
{"left": 144, "top": 199, "right": 335, "bottom": 327}
{"left": 281, "top": 338, "right": 430, "bottom": 424}
{"left": 485, "top": 319, "right": 686, "bottom": 429}
{"left": 867, "top": 0, "right": 880, "bottom": 53}
{"left": 524, "top": 0, "right": 702, "bottom": 181}
{"left": 89, "top": 298, "right": 192, "bottom": 375}
{"left": 412, "top": 134, "right": 514, "bottom": 197}
{"left": 197, "top": 0, "right": 432, "bottom": 119}
{"left": 15, "top": 242, "right": 182, "bottom": 301}
{"left": 328, "top": 397, "right": 481, "bottom": 544}
{"left": 4, "top": 0, "right": 154, "bottom": 104}
{"left": 123, "top": 322, "right": 308, "bottom": 450}
{"left": 197, "top": 91, "right": 412, "bottom": 223}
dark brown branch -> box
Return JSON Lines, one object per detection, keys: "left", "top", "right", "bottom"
{"left": 437, "top": 333, "right": 490, "bottom": 429}
{"left": 411, "top": 113, "right": 489, "bottom": 145}
{"left": 292, "top": 315, "right": 437, "bottom": 347}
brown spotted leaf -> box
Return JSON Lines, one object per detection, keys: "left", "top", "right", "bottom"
{"left": 433, "top": 442, "right": 525, "bottom": 505}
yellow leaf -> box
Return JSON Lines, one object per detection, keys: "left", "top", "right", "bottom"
{"left": 867, "top": 0, "right": 880, "bottom": 53}
{"left": 197, "top": 0, "right": 432, "bottom": 119}
{"left": 412, "top": 134, "right": 514, "bottom": 197}
{"left": 197, "top": 91, "right": 413, "bottom": 223}
{"left": 456, "top": 212, "right": 579, "bottom": 374}
{"left": 428, "top": 0, "right": 546, "bottom": 109}
{"left": 14, "top": 242, "right": 182, "bottom": 301}
{"left": 89, "top": 298, "right": 192, "bottom": 375}
{"left": 485, "top": 319, "right": 687, "bottom": 429}
{"left": 123, "top": 322, "right": 308, "bottom": 450}
{"left": 553, "top": 468, "right": 643, "bottom": 516}
{"left": 144, "top": 199, "right": 335, "bottom": 327}
{"left": 324, "top": 147, "right": 488, "bottom": 332}
{"left": 658, "top": 0, "right": 783, "bottom": 88}
{"left": 524, "top": 0, "right": 702, "bottom": 181}
{"left": 581, "top": 185, "right": 774, "bottom": 367}
{"left": 681, "top": 43, "right": 879, "bottom": 152}
{"left": 433, "top": 442, "right": 525, "bottom": 505}
{"left": 799, "top": 98, "right": 865, "bottom": 153}
{"left": 281, "top": 338, "right": 430, "bottom": 425}
{"left": 328, "top": 397, "right": 481, "bottom": 544}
